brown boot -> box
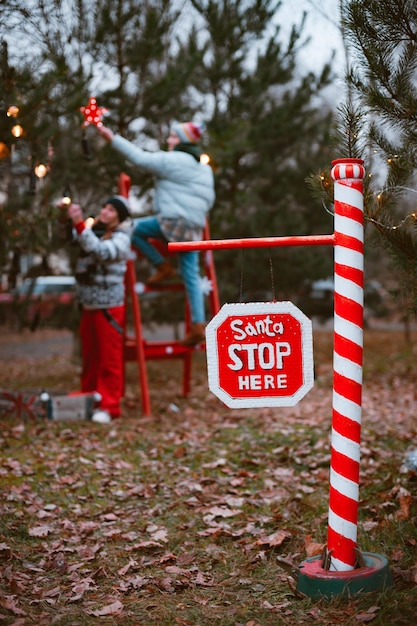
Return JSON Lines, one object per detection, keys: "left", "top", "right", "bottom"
{"left": 146, "top": 260, "right": 176, "bottom": 285}
{"left": 181, "top": 322, "right": 206, "bottom": 347}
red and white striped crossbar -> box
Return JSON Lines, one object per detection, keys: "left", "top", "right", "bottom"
{"left": 170, "top": 233, "right": 335, "bottom": 252}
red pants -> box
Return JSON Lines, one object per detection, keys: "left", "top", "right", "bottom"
{"left": 79, "top": 306, "right": 125, "bottom": 418}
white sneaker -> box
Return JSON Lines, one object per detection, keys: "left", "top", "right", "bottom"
{"left": 91, "top": 410, "right": 111, "bottom": 424}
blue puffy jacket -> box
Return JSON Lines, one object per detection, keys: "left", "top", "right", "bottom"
{"left": 111, "top": 134, "right": 215, "bottom": 228}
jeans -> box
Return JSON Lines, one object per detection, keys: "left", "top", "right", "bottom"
{"left": 132, "top": 216, "right": 205, "bottom": 323}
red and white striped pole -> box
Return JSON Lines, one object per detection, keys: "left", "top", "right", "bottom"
{"left": 327, "top": 158, "right": 365, "bottom": 571}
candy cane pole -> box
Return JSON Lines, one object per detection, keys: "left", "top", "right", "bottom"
{"left": 327, "top": 158, "right": 365, "bottom": 571}
{"left": 296, "top": 159, "right": 391, "bottom": 597}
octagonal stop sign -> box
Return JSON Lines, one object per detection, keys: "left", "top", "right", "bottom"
{"left": 205, "top": 301, "right": 314, "bottom": 408}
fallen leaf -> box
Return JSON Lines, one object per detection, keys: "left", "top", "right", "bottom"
{"left": 151, "top": 528, "right": 168, "bottom": 543}
{"left": 0, "top": 596, "right": 27, "bottom": 616}
{"left": 355, "top": 612, "right": 378, "bottom": 623}
{"left": 0, "top": 542, "right": 11, "bottom": 556}
{"left": 396, "top": 487, "right": 412, "bottom": 520}
{"left": 304, "top": 534, "right": 326, "bottom": 557}
{"left": 88, "top": 600, "right": 124, "bottom": 616}
{"left": 255, "top": 530, "right": 291, "bottom": 547}
{"left": 204, "top": 506, "right": 240, "bottom": 518}
{"left": 28, "top": 525, "right": 54, "bottom": 537}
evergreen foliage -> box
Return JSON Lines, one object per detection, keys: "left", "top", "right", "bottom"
{"left": 0, "top": 0, "right": 335, "bottom": 316}
{"left": 337, "top": 0, "right": 417, "bottom": 318}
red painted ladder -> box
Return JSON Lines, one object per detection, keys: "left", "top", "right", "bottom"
{"left": 123, "top": 222, "right": 220, "bottom": 416}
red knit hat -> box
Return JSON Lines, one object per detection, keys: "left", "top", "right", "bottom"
{"left": 171, "top": 121, "right": 205, "bottom": 144}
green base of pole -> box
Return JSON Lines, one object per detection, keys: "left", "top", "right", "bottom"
{"left": 296, "top": 552, "right": 393, "bottom": 599}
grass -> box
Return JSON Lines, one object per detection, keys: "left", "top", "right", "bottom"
{"left": 0, "top": 326, "right": 416, "bottom": 624}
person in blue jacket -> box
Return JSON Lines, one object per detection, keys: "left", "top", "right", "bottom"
{"left": 97, "top": 121, "right": 215, "bottom": 347}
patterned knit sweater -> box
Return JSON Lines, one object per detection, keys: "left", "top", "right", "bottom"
{"left": 74, "top": 220, "right": 132, "bottom": 309}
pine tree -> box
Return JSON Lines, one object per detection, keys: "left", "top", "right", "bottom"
{"left": 338, "top": 0, "right": 417, "bottom": 319}
{"left": 0, "top": 0, "right": 336, "bottom": 315}
{"left": 189, "top": 0, "right": 335, "bottom": 302}
{"left": 0, "top": 1, "right": 101, "bottom": 279}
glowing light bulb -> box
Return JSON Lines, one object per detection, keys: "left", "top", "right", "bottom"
{"left": 34, "top": 163, "right": 48, "bottom": 178}
{"left": 0, "top": 142, "right": 9, "bottom": 159}
{"left": 61, "top": 193, "right": 72, "bottom": 206}
{"left": 11, "top": 124, "right": 23, "bottom": 138}
{"left": 7, "top": 105, "right": 19, "bottom": 118}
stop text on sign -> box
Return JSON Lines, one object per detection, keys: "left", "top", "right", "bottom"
{"left": 205, "top": 302, "right": 314, "bottom": 408}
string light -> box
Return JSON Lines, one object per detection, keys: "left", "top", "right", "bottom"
{"left": 367, "top": 212, "right": 417, "bottom": 230}
{"left": 84, "top": 216, "right": 95, "bottom": 228}
{"left": 61, "top": 189, "right": 72, "bottom": 206}
{"left": 0, "top": 142, "right": 9, "bottom": 159}
{"left": 317, "top": 173, "right": 417, "bottom": 231}
{"left": 322, "top": 200, "right": 335, "bottom": 216}
{"left": 11, "top": 124, "right": 23, "bottom": 138}
{"left": 34, "top": 163, "right": 48, "bottom": 178}
{"left": 367, "top": 183, "right": 417, "bottom": 230}
{"left": 7, "top": 105, "right": 19, "bottom": 118}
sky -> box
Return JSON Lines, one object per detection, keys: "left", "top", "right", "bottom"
{"left": 280, "top": 0, "right": 344, "bottom": 67}
{"left": 279, "top": 0, "right": 347, "bottom": 102}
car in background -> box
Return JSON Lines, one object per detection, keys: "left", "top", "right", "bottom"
{"left": 0, "top": 276, "right": 77, "bottom": 330}
{"left": 296, "top": 278, "right": 334, "bottom": 322}
{"left": 296, "top": 278, "right": 389, "bottom": 324}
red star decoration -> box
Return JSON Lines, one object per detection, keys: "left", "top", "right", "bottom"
{"left": 79, "top": 97, "right": 108, "bottom": 127}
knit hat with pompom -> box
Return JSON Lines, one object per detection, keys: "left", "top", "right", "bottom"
{"left": 171, "top": 121, "right": 205, "bottom": 144}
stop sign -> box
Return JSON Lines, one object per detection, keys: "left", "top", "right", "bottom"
{"left": 205, "top": 301, "right": 314, "bottom": 408}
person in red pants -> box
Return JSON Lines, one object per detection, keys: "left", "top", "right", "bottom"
{"left": 67, "top": 196, "right": 132, "bottom": 423}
